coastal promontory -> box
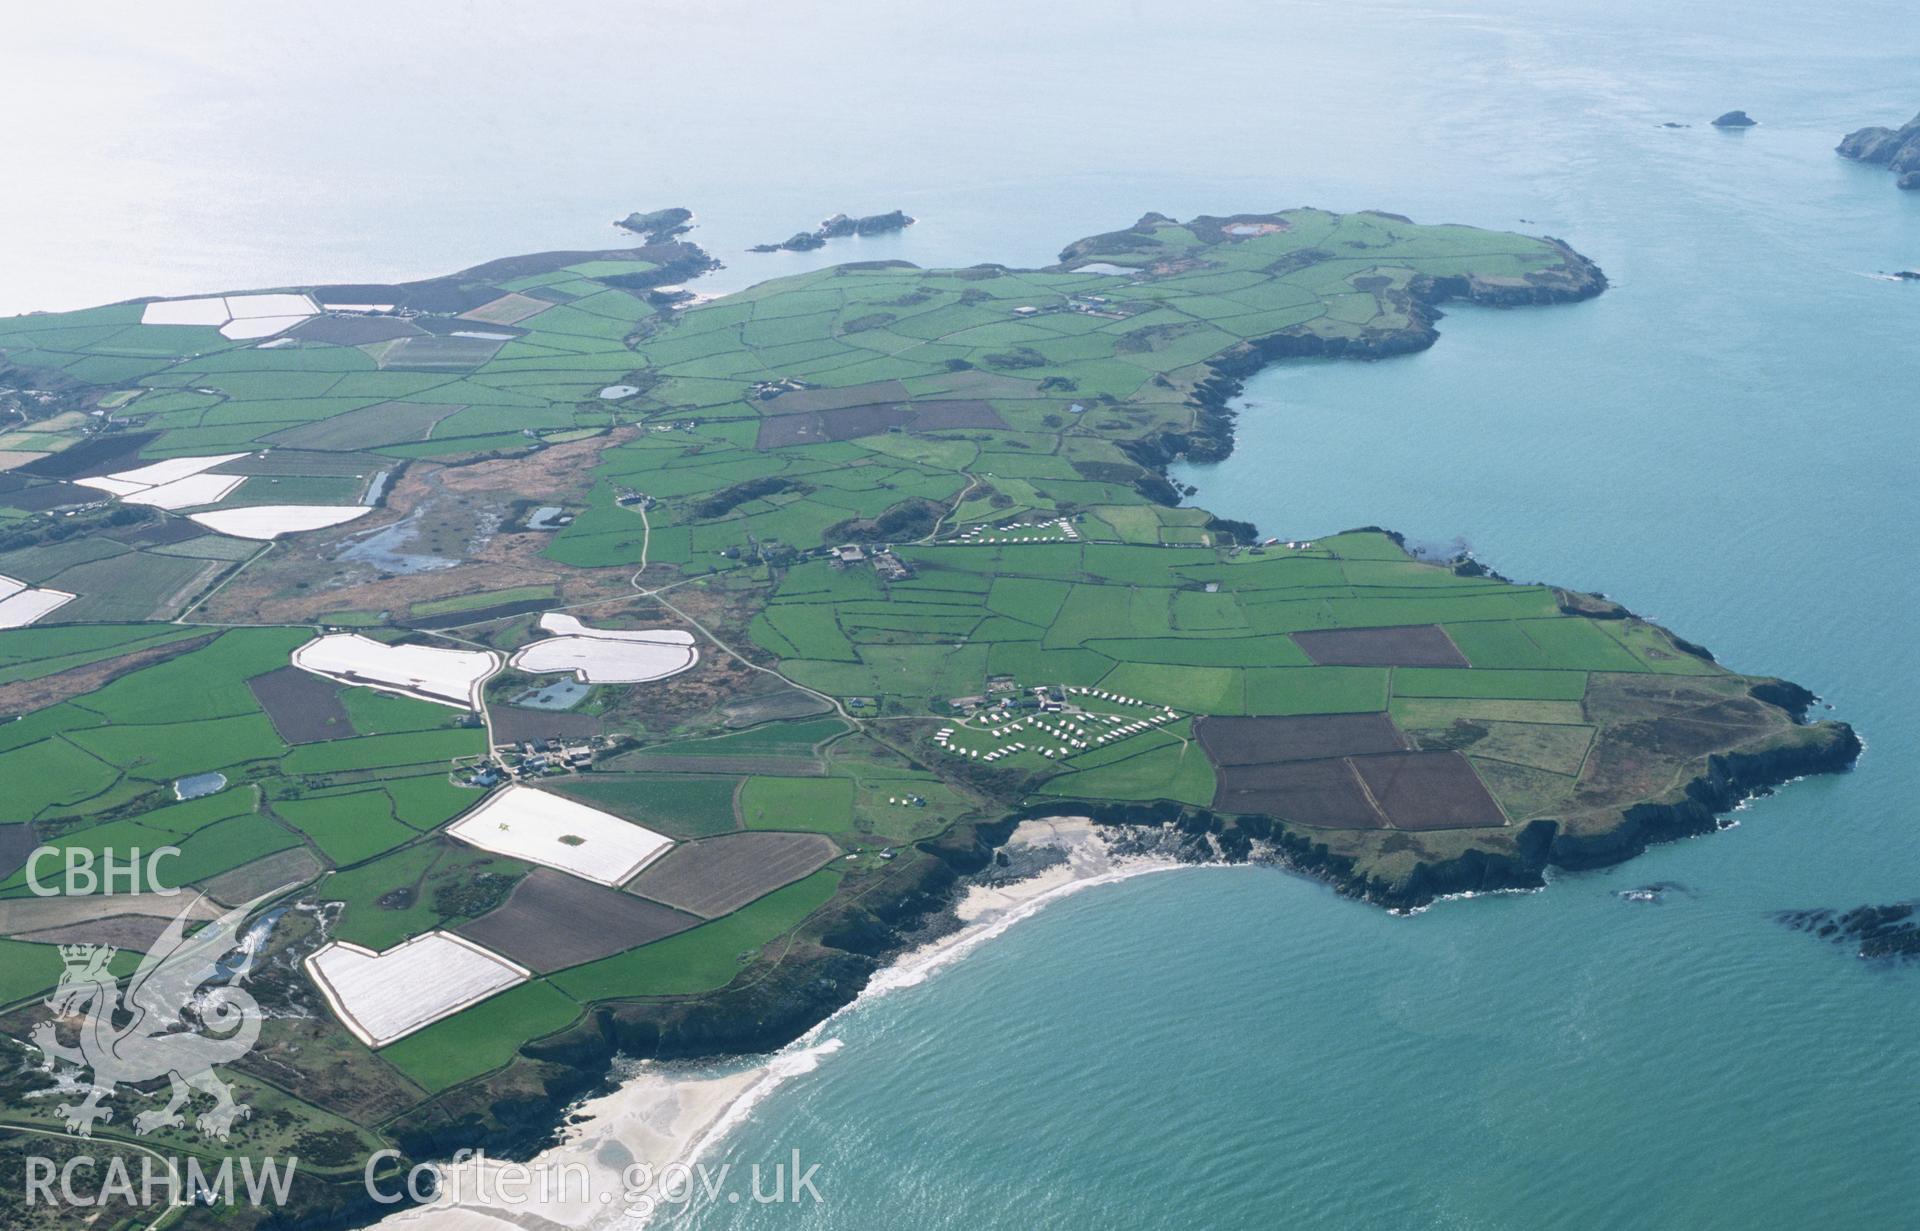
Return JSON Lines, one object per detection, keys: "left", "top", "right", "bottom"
{"left": 751, "top": 209, "right": 915, "bottom": 252}
{"left": 1838, "top": 110, "right": 1920, "bottom": 188}
{"left": 615, "top": 205, "right": 696, "bottom": 241}
{"left": 0, "top": 206, "right": 1856, "bottom": 1229}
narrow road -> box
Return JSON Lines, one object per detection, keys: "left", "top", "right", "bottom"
{"left": 620, "top": 496, "right": 851, "bottom": 719}
{"left": 173, "top": 540, "right": 277, "bottom": 625}
{"left": 916, "top": 472, "right": 982, "bottom": 545}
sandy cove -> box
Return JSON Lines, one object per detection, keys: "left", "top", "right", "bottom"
{"left": 375, "top": 818, "right": 1189, "bottom": 1230}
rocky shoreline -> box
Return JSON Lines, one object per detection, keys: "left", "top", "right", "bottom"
{"left": 352, "top": 687, "right": 1861, "bottom": 1221}
{"left": 368, "top": 821, "right": 1192, "bottom": 1231}
{"left": 325, "top": 705, "right": 1857, "bottom": 1229}
{"left": 1318, "top": 720, "right": 1861, "bottom": 908}
{"left": 262, "top": 223, "right": 1855, "bottom": 1231}
{"left": 750, "top": 210, "right": 915, "bottom": 253}
{"left": 1837, "top": 111, "right": 1920, "bottom": 189}
{"left": 1119, "top": 234, "right": 1606, "bottom": 483}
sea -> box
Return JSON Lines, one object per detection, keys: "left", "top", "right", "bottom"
{"left": 4, "top": 1, "right": 1916, "bottom": 1226}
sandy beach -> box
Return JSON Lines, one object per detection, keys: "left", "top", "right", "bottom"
{"left": 376, "top": 818, "right": 1186, "bottom": 1229}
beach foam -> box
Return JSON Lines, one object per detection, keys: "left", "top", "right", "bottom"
{"left": 376, "top": 818, "right": 1186, "bottom": 1228}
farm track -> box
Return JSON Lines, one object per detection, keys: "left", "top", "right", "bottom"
{"left": 623, "top": 499, "right": 856, "bottom": 728}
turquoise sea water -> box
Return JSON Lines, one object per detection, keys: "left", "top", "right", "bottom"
{"left": 675, "top": 5, "right": 1920, "bottom": 1227}
{"left": 3, "top": 2, "right": 1915, "bottom": 1226}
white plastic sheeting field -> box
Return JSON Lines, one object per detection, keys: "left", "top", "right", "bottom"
{"left": 123, "top": 472, "right": 247, "bottom": 510}
{"left": 509, "top": 613, "right": 699, "bottom": 684}
{"left": 141, "top": 292, "right": 319, "bottom": 339}
{"left": 189, "top": 504, "right": 371, "bottom": 539}
{"left": 139, "top": 297, "right": 231, "bottom": 326}
{"left": 75, "top": 452, "right": 249, "bottom": 507}
{"left": 69, "top": 452, "right": 367, "bottom": 538}
{"left": 447, "top": 785, "right": 674, "bottom": 886}
{"left": 291, "top": 632, "right": 498, "bottom": 709}
{"left": 305, "top": 932, "right": 528, "bottom": 1047}
{"left": 0, "top": 575, "right": 75, "bottom": 627}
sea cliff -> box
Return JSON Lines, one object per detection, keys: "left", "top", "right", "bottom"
{"left": 1837, "top": 111, "right": 1920, "bottom": 188}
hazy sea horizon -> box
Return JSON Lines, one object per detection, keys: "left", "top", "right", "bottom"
{"left": 5, "top": 2, "right": 1915, "bottom": 1226}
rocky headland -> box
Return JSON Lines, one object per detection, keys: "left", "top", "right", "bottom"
{"left": 751, "top": 210, "right": 915, "bottom": 253}
{"left": 1837, "top": 111, "right": 1920, "bottom": 188}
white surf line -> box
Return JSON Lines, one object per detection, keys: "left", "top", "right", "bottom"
{"left": 633, "top": 819, "right": 1200, "bottom": 1227}
{"left": 372, "top": 820, "right": 1203, "bottom": 1230}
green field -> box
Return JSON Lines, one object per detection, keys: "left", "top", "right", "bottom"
{"left": 378, "top": 980, "right": 583, "bottom": 1092}
{"left": 739, "top": 775, "right": 856, "bottom": 831}
{"left": 319, "top": 840, "right": 531, "bottom": 950}
{"left": 548, "top": 773, "right": 743, "bottom": 836}
{"left": 551, "top": 870, "right": 842, "bottom": 1001}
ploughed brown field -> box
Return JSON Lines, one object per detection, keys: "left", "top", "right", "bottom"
{"left": 627, "top": 831, "right": 840, "bottom": 918}
{"left": 201, "top": 847, "right": 324, "bottom": 907}
{"left": 0, "top": 822, "right": 42, "bottom": 881}
{"left": 0, "top": 891, "right": 225, "bottom": 948}
{"left": 457, "top": 292, "right": 555, "bottom": 326}
{"left": 10, "top": 913, "right": 187, "bottom": 950}
{"left": 456, "top": 868, "right": 701, "bottom": 972}
{"left": 489, "top": 704, "right": 602, "bottom": 746}
{"left": 1349, "top": 750, "right": 1507, "bottom": 829}
{"left": 265, "top": 399, "right": 464, "bottom": 450}
{"left": 248, "top": 666, "right": 353, "bottom": 744}
{"left": 1290, "top": 623, "right": 1470, "bottom": 668}
{"left": 1213, "top": 756, "right": 1392, "bottom": 829}
{"left": 0, "top": 479, "right": 93, "bottom": 511}
{"left": 1196, "top": 713, "right": 1507, "bottom": 831}
{"left": 100, "top": 516, "right": 206, "bottom": 547}
{"left": 14, "top": 430, "right": 160, "bottom": 479}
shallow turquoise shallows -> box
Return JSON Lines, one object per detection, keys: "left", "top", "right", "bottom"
{"left": 5, "top": 0, "right": 1916, "bottom": 1226}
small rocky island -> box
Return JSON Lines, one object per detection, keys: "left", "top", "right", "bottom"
{"left": 1837, "top": 111, "right": 1920, "bottom": 189}
{"left": 752, "top": 209, "right": 914, "bottom": 252}
{"left": 1711, "top": 110, "right": 1757, "bottom": 128}
{"left": 615, "top": 206, "right": 695, "bottom": 242}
